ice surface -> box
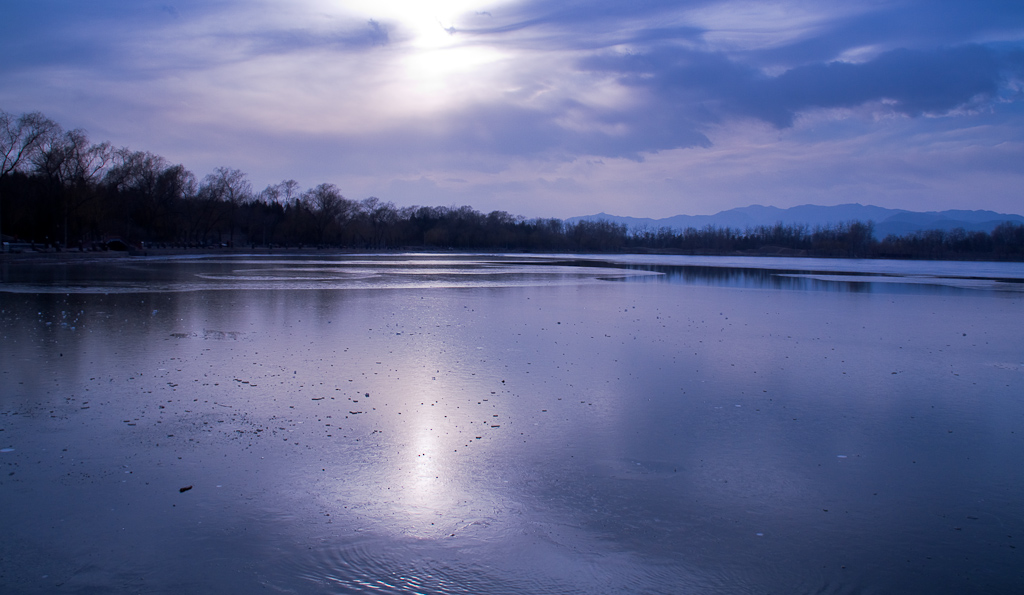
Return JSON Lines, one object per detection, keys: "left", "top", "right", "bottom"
{"left": 1, "top": 254, "right": 1022, "bottom": 593}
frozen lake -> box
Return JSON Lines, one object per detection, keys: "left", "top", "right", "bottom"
{"left": 2, "top": 254, "right": 1022, "bottom": 593}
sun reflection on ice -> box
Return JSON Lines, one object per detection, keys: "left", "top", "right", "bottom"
{"left": 381, "top": 382, "right": 482, "bottom": 538}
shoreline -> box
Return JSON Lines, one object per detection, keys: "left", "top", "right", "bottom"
{"left": 3, "top": 245, "right": 1023, "bottom": 264}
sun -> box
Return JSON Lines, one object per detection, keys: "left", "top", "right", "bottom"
{"left": 340, "top": 0, "right": 515, "bottom": 109}
{"left": 341, "top": 0, "right": 509, "bottom": 47}
{"left": 290, "top": 0, "right": 519, "bottom": 115}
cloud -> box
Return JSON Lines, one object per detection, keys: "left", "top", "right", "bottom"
{"left": 582, "top": 44, "right": 1013, "bottom": 129}
{"left": 754, "top": 46, "right": 1002, "bottom": 122}
{"left": 423, "top": 100, "right": 712, "bottom": 160}
{"left": 453, "top": 0, "right": 709, "bottom": 50}
{"left": 224, "top": 19, "right": 392, "bottom": 57}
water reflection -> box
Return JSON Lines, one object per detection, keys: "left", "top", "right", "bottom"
{"left": 546, "top": 258, "right": 1024, "bottom": 294}
{"left": 4, "top": 253, "right": 1023, "bottom": 295}
{"left": 0, "top": 255, "right": 658, "bottom": 293}
{"left": 1, "top": 254, "right": 1022, "bottom": 594}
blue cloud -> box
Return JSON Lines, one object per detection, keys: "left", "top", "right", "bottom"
{"left": 226, "top": 19, "right": 391, "bottom": 57}
{"left": 455, "top": 0, "right": 709, "bottom": 49}
{"left": 751, "top": 1, "right": 1024, "bottom": 68}
{"left": 0, "top": 1, "right": 219, "bottom": 74}
{"left": 750, "top": 45, "right": 1003, "bottom": 124}
{"left": 582, "top": 43, "right": 1015, "bottom": 129}
{"left": 0, "top": 2, "right": 391, "bottom": 77}
{"left": 435, "top": 101, "right": 711, "bottom": 159}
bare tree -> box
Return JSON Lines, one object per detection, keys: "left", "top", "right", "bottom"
{"left": 254, "top": 180, "right": 300, "bottom": 246}
{"left": 1, "top": 110, "right": 56, "bottom": 178}
{"left": 360, "top": 197, "right": 398, "bottom": 248}
{"left": 302, "top": 183, "right": 350, "bottom": 245}
{"left": 204, "top": 167, "right": 251, "bottom": 205}
{"left": 62, "top": 131, "right": 112, "bottom": 188}
{"left": 32, "top": 129, "right": 113, "bottom": 246}
{"left": 1, "top": 110, "right": 58, "bottom": 249}
{"left": 105, "top": 149, "right": 167, "bottom": 195}
{"left": 200, "top": 167, "right": 251, "bottom": 246}
{"left": 259, "top": 179, "right": 300, "bottom": 205}
{"left": 105, "top": 149, "right": 171, "bottom": 243}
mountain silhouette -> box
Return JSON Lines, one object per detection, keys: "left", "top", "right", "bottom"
{"left": 566, "top": 204, "right": 1024, "bottom": 237}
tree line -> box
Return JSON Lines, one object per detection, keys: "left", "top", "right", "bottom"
{"left": 2, "top": 108, "right": 1023, "bottom": 260}
{"left": 628, "top": 220, "right": 1024, "bottom": 260}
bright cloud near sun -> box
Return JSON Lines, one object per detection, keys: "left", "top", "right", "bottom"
{"left": 351, "top": 0, "right": 525, "bottom": 114}
{"left": 243, "top": 1, "right": 527, "bottom": 124}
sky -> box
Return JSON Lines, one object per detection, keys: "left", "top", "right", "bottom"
{"left": 2, "top": 0, "right": 1023, "bottom": 218}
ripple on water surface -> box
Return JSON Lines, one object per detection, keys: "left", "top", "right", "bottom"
{"left": 275, "top": 534, "right": 723, "bottom": 595}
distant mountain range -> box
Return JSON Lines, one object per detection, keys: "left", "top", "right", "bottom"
{"left": 566, "top": 204, "right": 1024, "bottom": 238}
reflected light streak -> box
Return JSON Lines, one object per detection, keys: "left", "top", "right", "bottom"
{"left": 370, "top": 323, "right": 494, "bottom": 538}
{"left": 388, "top": 381, "right": 474, "bottom": 538}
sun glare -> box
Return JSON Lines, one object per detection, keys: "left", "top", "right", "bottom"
{"left": 341, "top": 0, "right": 511, "bottom": 45}
{"left": 324, "top": 0, "right": 518, "bottom": 110}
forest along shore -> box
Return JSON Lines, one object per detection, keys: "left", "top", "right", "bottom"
{"left": 3, "top": 108, "right": 1024, "bottom": 262}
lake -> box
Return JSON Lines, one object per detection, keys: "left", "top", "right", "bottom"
{"left": 1, "top": 253, "right": 1022, "bottom": 594}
